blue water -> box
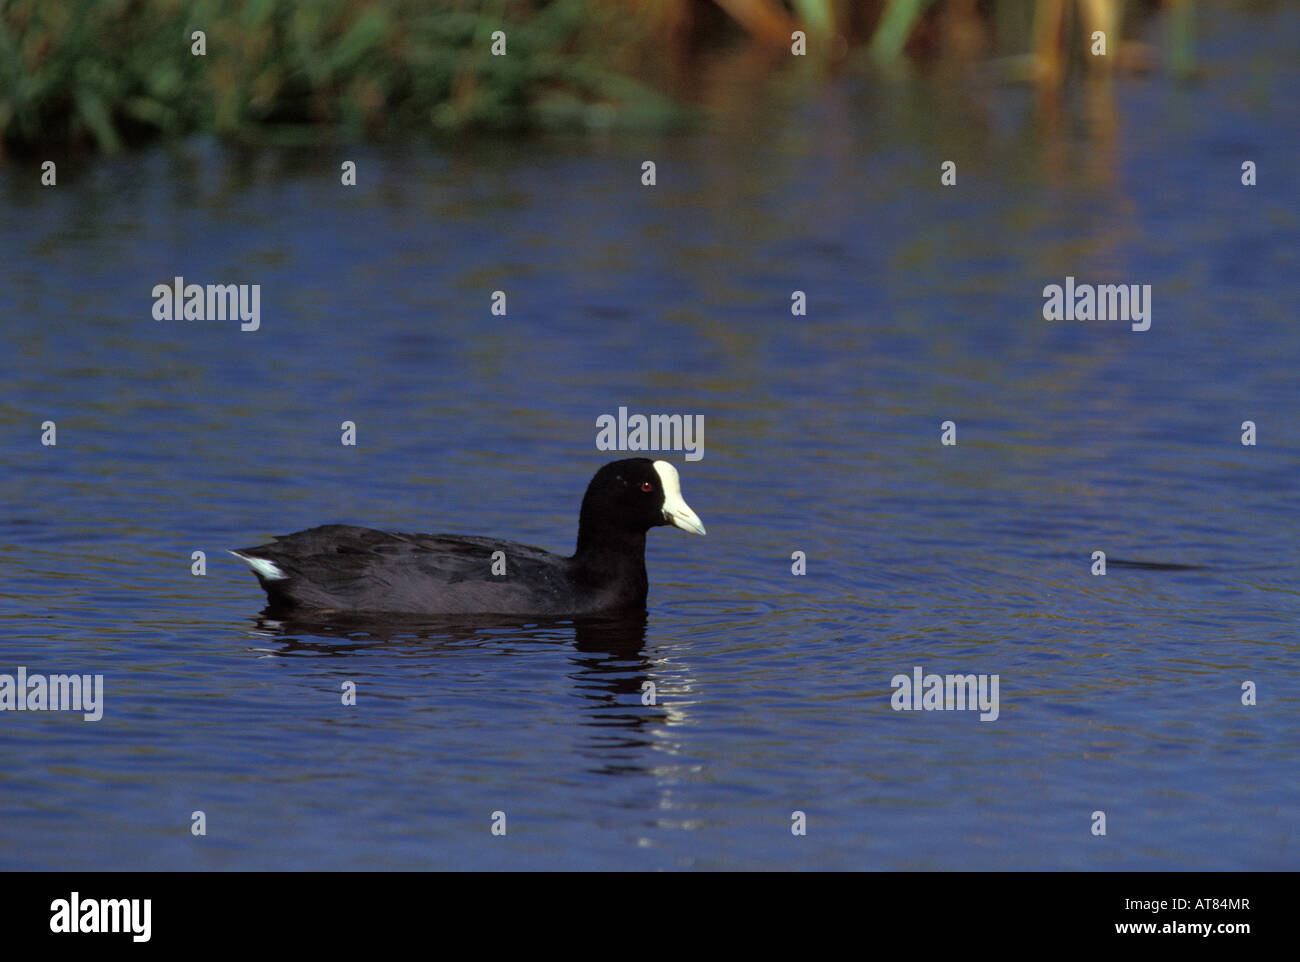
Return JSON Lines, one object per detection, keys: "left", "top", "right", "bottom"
{"left": 1, "top": 6, "right": 1297, "bottom": 870}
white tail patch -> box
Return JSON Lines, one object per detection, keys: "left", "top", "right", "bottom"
{"left": 230, "top": 550, "right": 287, "bottom": 581}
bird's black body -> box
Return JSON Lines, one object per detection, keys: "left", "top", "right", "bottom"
{"left": 232, "top": 459, "right": 705, "bottom": 616}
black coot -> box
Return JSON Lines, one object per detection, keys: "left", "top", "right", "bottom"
{"left": 232, "top": 458, "right": 705, "bottom": 615}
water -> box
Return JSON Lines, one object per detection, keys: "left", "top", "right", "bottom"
{"left": 1, "top": 7, "right": 1297, "bottom": 870}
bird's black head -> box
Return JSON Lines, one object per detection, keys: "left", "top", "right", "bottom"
{"left": 577, "top": 458, "right": 706, "bottom": 544}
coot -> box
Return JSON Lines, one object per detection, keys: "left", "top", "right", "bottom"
{"left": 232, "top": 458, "right": 705, "bottom": 615}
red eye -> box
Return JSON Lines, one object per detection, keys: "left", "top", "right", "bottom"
{"left": 640, "top": 481, "right": 653, "bottom": 492}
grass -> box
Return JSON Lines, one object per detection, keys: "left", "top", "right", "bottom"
{"left": 0, "top": 0, "right": 684, "bottom": 153}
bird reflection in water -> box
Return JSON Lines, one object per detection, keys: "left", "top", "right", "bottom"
{"left": 245, "top": 608, "right": 663, "bottom": 775}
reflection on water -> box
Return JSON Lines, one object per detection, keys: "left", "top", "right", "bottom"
{"left": 254, "top": 610, "right": 662, "bottom": 746}
{"left": 0, "top": 4, "right": 1297, "bottom": 870}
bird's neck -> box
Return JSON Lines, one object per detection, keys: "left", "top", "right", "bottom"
{"left": 571, "top": 524, "right": 648, "bottom": 597}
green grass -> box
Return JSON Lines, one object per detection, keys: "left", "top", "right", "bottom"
{"left": 0, "top": 0, "right": 684, "bottom": 153}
